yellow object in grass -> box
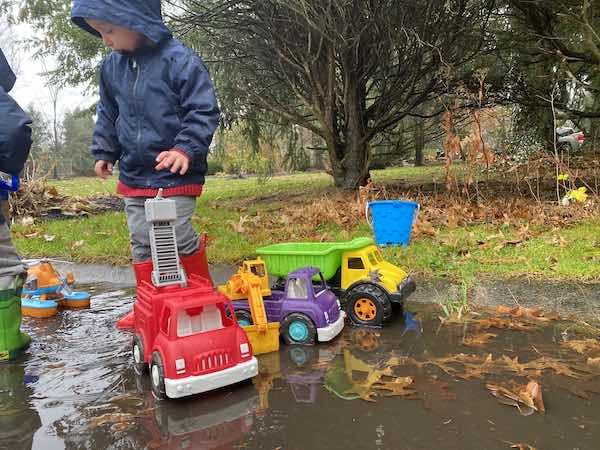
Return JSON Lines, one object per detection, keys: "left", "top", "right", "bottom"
{"left": 567, "top": 187, "right": 588, "bottom": 203}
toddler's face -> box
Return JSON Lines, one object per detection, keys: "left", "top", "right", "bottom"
{"left": 85, "top": 19, "right": 146, "bottom": 52}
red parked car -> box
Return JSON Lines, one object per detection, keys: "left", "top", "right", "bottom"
{"left": 132, "top": 274, "right": 258, "bottom": 399}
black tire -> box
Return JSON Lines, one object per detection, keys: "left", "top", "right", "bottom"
{"left": 150, "top": 352, "right": 167, "bottom": 400}
{"left": 346, "top": 284, "right": 389, "bottom": 327}
{"left": 281, "top": 313, "right": 317, "bottom": 346}
{"left": 235, "top": 310, "right": 253, "bottom": 327}
{"left": 132, "top": 335, "right": 147, "bottom": 375}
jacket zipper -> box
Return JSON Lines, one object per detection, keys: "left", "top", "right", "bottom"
{"left": 132, "top": 58, "right": 147, "bottom": 185}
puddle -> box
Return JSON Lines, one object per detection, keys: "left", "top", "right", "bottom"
{"left": 1, "top": 280, "right": 600, "bottom": 449}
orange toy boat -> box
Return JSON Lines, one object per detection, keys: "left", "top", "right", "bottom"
{"left": 21, "top": 260, "right": 91, "bottom": 318}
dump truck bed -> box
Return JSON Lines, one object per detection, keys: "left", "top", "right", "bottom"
{"left": 256, "top": 237, "right": 373, "bottom": 280}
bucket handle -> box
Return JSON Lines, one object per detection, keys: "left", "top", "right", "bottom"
{"left": 365, "top": 201, "right": 421, "bottom": 228}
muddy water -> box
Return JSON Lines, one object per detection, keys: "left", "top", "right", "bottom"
{"left": 2, "top": 282, "right": 600, "bottom": 450}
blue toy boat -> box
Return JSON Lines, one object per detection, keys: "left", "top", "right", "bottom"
{"left": 21, "top": 297, "right": 59, "bottom": 318}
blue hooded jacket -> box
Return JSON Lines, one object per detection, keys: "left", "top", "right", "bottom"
{"left": 0, "top": 49, "right": 32, "bottom": 177}
{"left": 0, "top": 48, "right": 32, "bottom": 224}
{"left": 71, "top": 0, "right": 220, "bottom": 189}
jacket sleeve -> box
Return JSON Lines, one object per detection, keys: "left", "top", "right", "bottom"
{"left": 172, "top": 55, "right": 220, "bottom": 171}
{"left": 0, "top": 86, "right": 32, "bottom": 174}
{"left": 92, "top": 60, "right": 122, "bottom": 163}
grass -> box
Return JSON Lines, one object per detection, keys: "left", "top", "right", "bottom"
{"left": 12, "top": 166, "right": 600, "bottom": 282}
{"left": 49, "top": 165, "right": 443, "bottom": 199}
{"left": 386, "top": 220, "right": 600, "bottom": 280}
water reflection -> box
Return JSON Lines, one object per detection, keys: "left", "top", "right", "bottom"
{"left": 8, "top": 287, "right": 600, "bottom": 450}
{"left": 0, "top": 362, "right": 41, "bottom": 450}
{"left": 145, "top": 384, "right": 258, "bottom": 449}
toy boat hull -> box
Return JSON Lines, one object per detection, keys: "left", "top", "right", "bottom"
{"left": 21, "top": 298, "right": 59, "bottom": 318}
{"left": 61, "top": 292, "right": 91, "bottom": 309}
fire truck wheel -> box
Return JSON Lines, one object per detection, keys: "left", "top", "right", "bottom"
{"left": 150, "top": 352, "right": 167, "bottom": 399}
{"left": 346, "top": 284, "right": 387, "bottom": 327}
{"left": 281, "top": 313, "right": 316, "bottom": 345}
{"left": 132, "top": 335, "right": 147, "bottom": 375}
{"left": 235, "top": 310, "right": 253, "bottom": 327}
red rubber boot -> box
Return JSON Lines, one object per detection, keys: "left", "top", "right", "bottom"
{"left": 180, "top": 234, "right": 213, "bottom": 285}
{"left": 116, "top": 260, "right": 153, "bottom": 331}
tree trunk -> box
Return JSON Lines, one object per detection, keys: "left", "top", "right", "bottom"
{"left": 330, "top": 140, "right": 370, "bottom": 190}
{"left": 328, "top": 69, "right": 370, "bottom": 190}
{"left": 414, "top": 118, "right": 425, "bottom": 166}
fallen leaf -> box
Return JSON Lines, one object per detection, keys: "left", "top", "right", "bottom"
{"left": 487, "top": 381, "right": 544, "bottom": 416}
{"left": 587, "top": 357, "right": 600, "bottom": 369}
{"left": 228, "top": 215, "right": 250, "bottom": 233}
{"left": 373, "top": 377, "right": 417, "bottom": 398}
{"left": 463, "top": 332, "right": 497, "bottom": 347}
{"left": 508, "top": 443, "right": 537, "bottom": 450}
{"left": 72, "top": 240, "right": 85, "bottom": 248}
{"left": 110, "top": 422, "right": 132, "bottom": 433}
{"left": 495, "top": 305, "right": 558, "bottom": 322}
{"left": 89, "top": 413, "right": 136, "bottom": 429}
{"left": 21, "top": 216, "right": 35, "bottom": 226}
{"left": 523, "top": 380, "right": 545, "bottom": 413}
{"left": 561, "top": 339, "right": 600, "bottom": 355}
{"left": 476, "top": 317, "right": 539, "bottom": 332}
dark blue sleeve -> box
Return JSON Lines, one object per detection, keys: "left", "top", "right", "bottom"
{"left": 0, "top": 86, "right": 32, "bottom": 174}
{"left": 92, "top": 60, "right": 122, "bottom": 163}
{"left": 172, "top": 55, "right": 220, "bottom": 171}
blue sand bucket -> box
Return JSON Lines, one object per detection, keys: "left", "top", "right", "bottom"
{"left": 366, "top": 200, "right": 420, "bottom": 246}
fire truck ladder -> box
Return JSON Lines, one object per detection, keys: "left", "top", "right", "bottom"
{"left": 145, "top": 189, "right": 187, "bottom": 287}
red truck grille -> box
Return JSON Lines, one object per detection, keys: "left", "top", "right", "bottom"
{"left": 197, "top": 350, "right": 233, "bottom": 373}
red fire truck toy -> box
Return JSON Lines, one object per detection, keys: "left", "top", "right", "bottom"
{"left": 130, "top": 191, "right": 258, "bottom": 399}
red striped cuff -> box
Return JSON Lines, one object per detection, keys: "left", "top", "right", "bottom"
{"left": 117, "top": 181, "right": 203, "bottom": 197}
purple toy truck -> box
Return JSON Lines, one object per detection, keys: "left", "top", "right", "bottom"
{"left": 232, "top": 267, "right": 345, "bottom": 346}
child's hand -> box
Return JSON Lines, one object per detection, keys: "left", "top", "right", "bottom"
{"left": 95, "top": 160, "right": 113, "bottom": 179}
{"left": 155, "top": 149, "right": 190, "bottom": 175}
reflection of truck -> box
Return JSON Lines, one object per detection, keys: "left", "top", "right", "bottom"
{"left": 256, "top": 237, "right": 415, "bottom": 327}
{"left": 222, "top": 259, "right": 345, "bottom": 346}
{"left": 253, "top": 345, "right": 339, "bottom": 412}
{"left": 143, "top": 385, "right": 258, "bottom": 449}
{"left": 132, "top": 192, "right": 258, "bottom": 399}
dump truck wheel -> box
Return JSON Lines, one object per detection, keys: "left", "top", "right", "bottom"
{"left": 150, "top": 352, "right": 167, "bottom": 399}
{"left": 132, "top": 335, "right": 147, "bottom": 375}
{"left": 282, "top": 313, "right": 317, "bottom": 345}
{"left": 235, "top": 310, "right": 253, "bottom": 327}
{"left": 346, "top": 284, "right": 388, "bottom": 327}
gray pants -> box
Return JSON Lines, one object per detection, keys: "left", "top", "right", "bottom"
{"left": 124, "top": 196, "right": 199, "bottom": 262}
{"left": 0, "top": 222, "right": 26, "bottom": 284}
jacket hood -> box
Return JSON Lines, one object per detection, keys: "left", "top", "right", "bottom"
{"left": 0, "top": 49, "right": 16, "bottom": 92}
{"left": 71, "top": 0, "right": 172, "bottom": 44}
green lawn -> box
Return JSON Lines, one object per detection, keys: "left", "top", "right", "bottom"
{"left": 13, "top": 166, "right": 600, "bottom": 281}
{"left": 49, "top": 165, "right": 444, "bottom": 199}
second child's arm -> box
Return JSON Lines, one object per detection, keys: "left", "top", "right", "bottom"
{"left": 0, "top": 87, "right": 32, "bottom": 175}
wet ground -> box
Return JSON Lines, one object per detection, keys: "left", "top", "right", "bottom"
{"left": 2, "top": 272, "right": 600, "bottom": 450}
